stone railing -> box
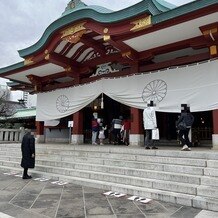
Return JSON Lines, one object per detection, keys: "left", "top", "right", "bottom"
{"left": 0, "top": 128, "right": 26, "bottom": 143}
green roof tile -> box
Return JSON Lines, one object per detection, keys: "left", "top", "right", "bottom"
{"left": 10, "top": 108, "right": 36, "bottom": 119}
{"left": 0, "top": 0, "right": 217, "bottom": 74}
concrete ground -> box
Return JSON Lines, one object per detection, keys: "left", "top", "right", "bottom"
{"left": 0, "top": 169, "right": 218, "bottom": 218}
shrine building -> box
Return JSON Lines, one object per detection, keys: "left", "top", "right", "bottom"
{"left": 0, "top": 0, "right": 218, "bottom": 147}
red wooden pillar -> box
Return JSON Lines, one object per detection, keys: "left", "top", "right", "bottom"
{"left": 212, "top": 109, "right": 218, "bottom": 148}
{"left": 35, "top": 121, "right": 45, "bottom": 143}
{"left": 129, "top": 107, "right": 144, "bottom": 146}
{"left": 72, "top": 110, "right": 84, "bottom": 144}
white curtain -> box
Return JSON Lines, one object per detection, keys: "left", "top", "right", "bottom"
{"left": 36, "top": 60, "right": 218, "bottom": 121}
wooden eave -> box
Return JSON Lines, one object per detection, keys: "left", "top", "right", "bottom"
{"left": 1, "top": 0, "right": 218, "bottom": 93}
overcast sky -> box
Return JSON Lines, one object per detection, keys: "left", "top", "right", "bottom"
{"left": 0, "top": 0, "right": 193, "bottom": 85}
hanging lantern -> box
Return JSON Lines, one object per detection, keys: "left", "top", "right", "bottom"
{"left": 101, "top": 93, "right": 104, "bottom": 109}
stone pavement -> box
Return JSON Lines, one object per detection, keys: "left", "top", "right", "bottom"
{"left": 0, "top": 169, "right": 218, "bottom": 218}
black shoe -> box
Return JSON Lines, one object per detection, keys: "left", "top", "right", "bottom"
{"left": 23, "top": 175, "right": 32, "bottom": 179}
{"left": 145, "top": 146, "right": 150, "bottom": 149}
{"left": 152, "top": 146, "right": 158, "bottom": 149}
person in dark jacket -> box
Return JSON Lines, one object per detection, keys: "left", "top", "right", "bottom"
{"left": 176, "top": 106, "right": 194, "bottom": 151}
{"left": 111, "top": 116, "right": 123, "bottom": 145}
{"left": 21, "top": 130, "right": 35, "bottom": 179}
{"left": 91, "top": 117, "right": 99, "bottom": 145}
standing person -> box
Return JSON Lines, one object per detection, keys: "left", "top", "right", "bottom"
{"left": 122, "top": 118, "right": 131, "bottom": 145}
{"left": 91, "top": 117, "right": 99, "bottom": 145}
{"left": 177, "top": 105, "right": 194, "bottom": 151}
{"left": 143, "top": 101, "right": 158, "bottom": 149}
{"left": 21, "top": 129, "right": 35, "bottom": 179}
{"left": 98, "top": 123, "right": 107, "bottom": 145}
{"left": 111, "top": 116, "right": 123, "bottom": 145}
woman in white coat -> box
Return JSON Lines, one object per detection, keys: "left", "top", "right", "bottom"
{"left": 143, "top": 101, "right": 158, "bottom": 149}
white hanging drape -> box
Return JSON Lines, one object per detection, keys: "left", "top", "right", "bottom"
{"left": 36, "top": 60, "right": 218, "bottom": 121}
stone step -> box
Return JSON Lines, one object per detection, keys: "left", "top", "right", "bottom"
{"left": 1, "top": 143, "right": 218, "bottom": 161}
{"left": 0, "top": 157, "right": 202, "bottom": 185}
{"left": 197, "top": 185, "right": 218, "bottom": 198}
{"left": 48, "top": 151, "right": 208, "bottom": 167}
{"left": 201, "top": 176, "right": 218, "bottom": 187}
{"left": 0, "top": 153, "right": 205, "bottom": 176}
{"left": 207, "top": 160, "right": 218, "bottom": 168}
{"left": 63, "top": 157, "right": 205, "bottom": 176}
{"left": 193, "top": 196, "right": 218, "bottom": 211}
{"left": 0, "top": 160, "right": 200, "bottom": 194}
{"left": 0, "top": 165, "right": 195, "bottom": 207}
{"left": 4, "top": 147, "right": 207, "bottom": 168}
{"left": 204, "top": 168, "right": 218, "bottom": 177}
{"left": 41, "top": 147, "right": 214, "bottom": 161}
{"left": 36, "top": 160, "right": 203, "bottom": 184}
{"left": 1, "top": 143, "right": 218, "bottom": 212}
{"left": 1, "top": 164, "right": 218, "bottom": 212}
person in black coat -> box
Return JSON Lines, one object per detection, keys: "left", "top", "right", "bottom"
{"left": 21, "top": 130, "right": 35, "bottom": 179}
{"left": 176, "top": 105, "right": 194, "bottom": 151}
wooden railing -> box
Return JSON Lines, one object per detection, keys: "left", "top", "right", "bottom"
{"left": 0, "top": 128, "right": 26, "bottom": 143}
{"left": 192, "top": 127, "right": 212, "bottom": 140}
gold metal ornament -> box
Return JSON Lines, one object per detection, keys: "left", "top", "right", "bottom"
{"left": 63, "top": 30, "right": 86, "bottom": 44}
{"left": 24, "top": 57, "right": 34, "bottom": 66}
{"left": 45, "top": 54, "right": 50, "bottom": 60}
{"left": 130, "top": 15, "right": 151, "bottom": 32}
{"left": 61, "top": 22, "right": 86, "bottom": 38}
{"left": 210, "top": 45, "right": 217, "bottom": 55}
{"left": 65, "top": 66, "right": 72, "bottom": 72}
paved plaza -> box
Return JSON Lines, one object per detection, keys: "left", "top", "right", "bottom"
{"left": 0, "top": 169, "right": 218, "bottom": 218}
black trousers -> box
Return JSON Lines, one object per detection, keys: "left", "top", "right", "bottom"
{"left": 113, "top": 129, "right": 121, "bottom": 144}
{"left": 178, "top": 128, "right": 192, "bottom": 146}
{"left": 145, "top": 129, "right": 154, "bottom": 147}
{"left": 23, "top": 168, "right": 28, "bottom": 177}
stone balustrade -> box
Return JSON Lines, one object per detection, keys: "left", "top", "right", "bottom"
{"left": 0, "top": 128, "right": 26, "bottom": 143}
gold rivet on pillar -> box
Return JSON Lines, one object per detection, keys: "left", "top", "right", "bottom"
{"left": 210, "top": 45, "right": 217, "bottom": 56}
{"left": 103, "top": 28, "right": 110, "bottom": 42}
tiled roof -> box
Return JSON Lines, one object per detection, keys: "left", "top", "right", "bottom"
{"left": 8, "top": 108, "right": 36, "bottom": 119}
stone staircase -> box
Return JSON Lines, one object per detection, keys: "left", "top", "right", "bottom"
{"left": 0, "top": 143, "right": 218, "bottom": 212}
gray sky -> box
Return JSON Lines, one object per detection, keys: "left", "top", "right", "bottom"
{"left": 0, "top": 0, "right": 193, "bottom": 85}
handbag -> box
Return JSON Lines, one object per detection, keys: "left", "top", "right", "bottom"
{"left": 177, "top": 121, "right": 186, "bottom": 130}
{"left": 152, "top": 128, "right": 159, "bottom": 140}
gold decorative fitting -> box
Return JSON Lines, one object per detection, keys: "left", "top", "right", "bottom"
{"left": 45, "top": 54, "right": 50, "bottom": 60}
{"left": 203, "top": 27, "right": 218, "bottom": 35}
{"left": 61, "top": 22, "right": 86, "bottom": 38}
{"left": 103, "top": 28, "right": 108, "bottom": 34}
{"left": 130, "top": 15, "right": 151, "bottom": 32}
{"left": 63, "top": 30, "right": 86, "bottom": 44}
{"left": 122, "top": 51, "right": 131, "bottom": 57}
{"left": 103, "top": 35, "right": 111, "bottom": 42}
{"left": 70, "top": 2, "right": 75, "bottom": 9}
{"left": 65, "top": 66, "right": 72, "bottom": 72}
{"left": 27, "top": 75, "right": 33, "bottom": 81}
{"left": 44, "top": 49, "right": 49, "bottom": 54}
{"left": 210, "top": 45, "right": 217, "bottom": 56}
{"left": 24, "top": 57, "right": 34, "bottom": 66}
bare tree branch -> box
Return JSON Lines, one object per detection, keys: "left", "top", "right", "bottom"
{"left": 0, "top": 87, "right": 16, "bottom": 117}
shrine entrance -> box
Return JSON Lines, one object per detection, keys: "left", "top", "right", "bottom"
{"left": 157, "top": 111, "right": 213, "bottom": 146}
{"left": 83, "top": 94, "right": 130, "bottom": 143}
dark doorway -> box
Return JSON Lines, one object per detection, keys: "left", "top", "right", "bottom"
{"left": 157, "top": 112, "right": 178, "bottom": 140}
{"left": 157, "top": 111, "right": 213, "bottom": 145}
{"left": 83, "top": 94, "right": 130, "bottom": 143}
